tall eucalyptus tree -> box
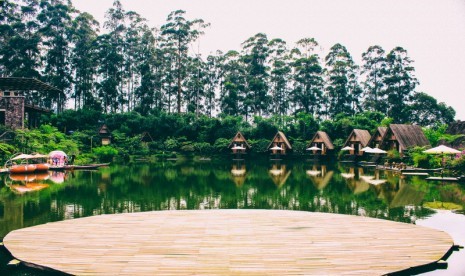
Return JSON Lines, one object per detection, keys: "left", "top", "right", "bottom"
{"left": 134, "top": 26, "right": 162, "bottom": 115}
{"left": 241, "top": 33, "right": 270, "bottom": 119}
{"left": 0, "top": 0, "right": 42, "bottom": 78}
{"left": 383, "top": 47, "right": 418, "bottom": 123}
{"left": 98, "top": 0, "right": 126, "bottom": 112}
{"left": 160, "top": 10, "right": 209, "bottom": 113}
{"left": 204, "top": 53, "right": 221, "bottom": 117}
{"left": 324, "top": 43, "right": 362, "bottom": 119}
{"left": 361, "top": 45, "right": 387, "bottom": 113}
{"left": 219, "top": 50, "right": 246, "bottom": 117}
{"left": 185, "top": 55, "right": 207, "bottom": 116}
{"left": 124, "top": 11, "right": 148, "bottom": 111}
{"left": 38, "top": 0, "right": 74, "bottom": 112}
{"left": 70, "top": 12, "right": 100, "bottom": 110}
{"left": 268, "top": 38, "right": 291, "bottom": 127}
{"left": 290, "top": 38, "right": 323, "bottom": 117}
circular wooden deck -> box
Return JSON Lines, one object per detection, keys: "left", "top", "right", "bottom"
{"left": 4, "top": 210, "right": 452, "bottom": 275}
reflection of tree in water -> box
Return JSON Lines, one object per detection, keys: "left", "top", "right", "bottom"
{"left": 2, "top": 160, "right": 465, "bottom": 238}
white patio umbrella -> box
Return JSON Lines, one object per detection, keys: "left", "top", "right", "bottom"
{"left": 306, "top": 146, "right": 321, "bottom": 151}
{"left": 424, "top": 145, "right": 461, "bottom": 178}
{"left": 423, "top": 145, "right": 461, "bottom": 155}
{"left": 270, "top": 146, "right": 283, "bottom": 151}
{"left": 360, "top": 146, "right": 372, "bottom": 152}
{"left": 366, "top": 148, "right": 387, "bottom": 154}
{"left": 341, "top": 146, "right": 354, "bottom": 151}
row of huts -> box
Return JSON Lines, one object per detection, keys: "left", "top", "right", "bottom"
{"left": 229, "top": 124, "right": 431, "bottom": 156}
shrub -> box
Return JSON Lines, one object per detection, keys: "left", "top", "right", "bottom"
{"left": 213, "top": 138, "right": 230, "bottom": 153}
{"left": 93, "top": 146, "right": 119, "bottom": 162}
{"left": 249, "top": 139, "right": 270, "bottom": 154}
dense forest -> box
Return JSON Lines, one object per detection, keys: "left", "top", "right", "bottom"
{"left": 0, "top": 0, "right": 456, "bottom": 126}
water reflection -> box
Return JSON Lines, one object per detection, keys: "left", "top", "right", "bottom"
{"left": 0, "top": 160, "right": 464, "bottom": 239}
{"left": 269, "top": 161, "right": 291, "bottom": 187}
{"left": 306, "top": 164, "right": 334, "bottom": 191}
{"left": 231, "top": 161, "right": 246, "bottom": 187}
{"left": 1, "top": 160, "right": 464, "bottom": 275}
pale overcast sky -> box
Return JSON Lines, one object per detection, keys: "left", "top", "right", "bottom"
{"left": 73, "top": 0, "right": 465, "bottom": 121}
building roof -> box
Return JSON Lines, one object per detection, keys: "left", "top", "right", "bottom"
{"left": 228, "top": 131, "right": 251, "bottom": 148}
{"left": 383, "top": 124, "right": 430, "bottom": 151}
{"left": 308, "top": 131, "right": 335, "bottom": 150}
{"left": 98, "top": 124, "right": 111, "bottom": 135}
{"left": 367, "top": 127, "right": 387, "bottom": 147}
{"left": 141, "top": 132, "right": 154, "bottom": 143}
{"left": 0, "top": 77, "right": 61, "bottom": 92}
{"left": 343, "top": 129, "right": 372, "bottom": 147}
{"left": 267, "top": 131, "right": 292, "bottom": 150}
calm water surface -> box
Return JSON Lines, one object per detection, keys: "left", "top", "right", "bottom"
{"left": 0, "top": 158, "right": 464, "bottom": 275}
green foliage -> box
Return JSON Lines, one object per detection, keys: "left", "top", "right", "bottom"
{"left": 249, "top": 139, "right": 270, "bottom": 153}
{"left": 291, "top": 139, "right": 306, "bottom": 155}
{"left": 407, "top": 146, "right": 434, "bottom": 168}
{"left": 93, "top": 146, "right": 119, "bottom": 162}
{"left": 451, "top": 156, "right": 465, "bottom": 173}
{"left": 252, "top": 117, "right": 278, "bottom": 140}
{"left": 213, "top": 138, "right": 230, "bottom": 153}
{"left": 0, "top": 143, "right": 17, "bottom": 162}
{"left": 164, "top": 138, "right": 181, "bottom": 151}
{"left": 386, "top": 149, "right": 401, "bottom": 162}
{"left": 193, "top": 142, "right": 214, "bottom": 154}
{"left": 423, "top": 125, "right": 447, "bottom": 146}
{"left": 13, "top": 125, "right": 79, "bottom": 155}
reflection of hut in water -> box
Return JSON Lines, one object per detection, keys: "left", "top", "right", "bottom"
{"left": 307, "top": 165, "right": 334, "bottom": 190}
{"left": 373, "top": 178, "right": 425, "bottom": 208}
{"left": 359, "top": 170, "right": 387, "bottom": 186}
{"left": 307, "top": 131, "right": 335, "bottom": 158}
{"left": 267, "top": 131, "right": 292, "bottom": 158}
{"left": 342, "top": 129, "right": 372, "bottom": 156}
{"left": 367, "top": 127, "right": 387, "bottom": 149}
{"left": 380, "top": 124, "right": 430, "bottom": 156}
{"left": 344, "top": 167, "right": 370, "bottom": 194}
{"left": 269, "top": 164, "right": 291, "bottom": 187}
{"left": 231, "top": 163, "right": 247, "bottom": 187}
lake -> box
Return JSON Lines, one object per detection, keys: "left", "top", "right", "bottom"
{"left": 1, "top": 158, "right": 464, "bottom": 275}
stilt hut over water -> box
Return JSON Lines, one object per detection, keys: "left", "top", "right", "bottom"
{"left": 368, "top": 127, "right": 387, "bottom": 149}
{"left": 342, "top": 129, "right": 371, "bottom": 156}
{"left": 307, "top": 131, "right": 335, "bottom": 155}
{"left": 228, "top": 132, "right": 251, "bottom": 154}
{"left": 380, "top": 124, "right": 430, "bottom": 156}
{"left": 267, "top": 131, "right": 292, "bottom": 155}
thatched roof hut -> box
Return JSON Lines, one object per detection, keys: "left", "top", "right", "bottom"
{"left": 343, "top": 129, "right": 372, "bottom": 155}
{"left": 368, "top": 127, "right": 387, "bottom": 149}
{"left": 141, "top": 132, "right": 154, "bottom": 143}
{"left": 267, "top": 131, "right": 292, "bottom": 155}
{"left": 380, "top": 124, "right": 430, "bottom": 155}
{"left": 98, "top": 124, "right": 111, "bottom": 145}
{"left": 228, "top": 132, "right": 251, "bottom": 153}
{"left": 307, "top": 131, "right": 334, "bottom": 155}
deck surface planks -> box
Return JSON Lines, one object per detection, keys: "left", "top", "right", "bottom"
{"left": 3, "top": 210, "right": 453, "bottom": 275}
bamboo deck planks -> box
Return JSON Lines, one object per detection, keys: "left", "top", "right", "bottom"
{"left": 3, "top": 210, "right": 453, "bottom": 275}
